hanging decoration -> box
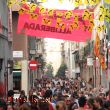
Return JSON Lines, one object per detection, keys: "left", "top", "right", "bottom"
{"left": 41, "top": 0, "right": 47, "bottom": 2}
{"left": 94, "top": 33, "right": 100, "bottom": 58}
{"left": 7, "top": 0, "right": 110, "bottom": 42}
{"left": 99, "top": 54, "right": 106, "bottom": 70}
{"left": 7, "top": 0, "right": 101, "bottom": 9}
{"left": 94, "top": 33, "right": 106, "bottom": 70}
{"left": 104, "top": 0, "right": 110, "bottom": 4}
{"left": 58, "top": 0, "right": 63, "bottom": 3}
{"left": 17, "top": 8, "right": 93, "bottom": 42}
{"left": 98, "top": 5, "right": 110, "bottom": 22}
{"left": 97, "top": 25, "right": 106, "bottom": 32}
{"left": 89, "top": 0, "right": 99, "bottom": 5}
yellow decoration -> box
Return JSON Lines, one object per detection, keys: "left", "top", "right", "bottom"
{"left": 97, "top": 25, "right": 105, "bottom": 32}
{"left": 65, "top": 11, "right": 73, "bottom": 19}
{"left": 56, "top": 22, "right": 60, "bottom": 28}
{"left": 30, "top": 3, "right": 37, "bottom": 12}
{"left": 99, "top": 5, "right": 105, "bottom": 14}
{"left": 26, "top": 9, "right": 31, "bottom": 14}
{"left": 84, "top": 0, "right": 89, "bottom": 4}
{"left": 97, "top": 25, "right": 102, "bottom": 32}
{"left": 18, "top": 8, "right": 26, "bottom": 14}
{"left": 105, "top": 14, "right": 110, "bottom": 22}
{"left": 78, "top": 0, "right": 82, "bottom": 4}
{"left": 56, "top": 18, "right": 62, "bottom": 22}
{"left": 104, "top": 8, "right": 110, "bottom": 22}
{"left": 69, "top": 24, "right": 74, "bottom": 31}
{"left": 104, "top": 8, "right": 109, "bottom": 15}
{"left": 73, "top": 22, "right": 78, "bottom": 29}
{"left": 74, "top": 14, "right": 78, "bottom": 21}
{"left": 39, "top": 6, "right": 46, "bottom": 14}
{"left": 59, "top": 0, "right": 63, "bottom": 3}
{"left": 56, "top": 22, "right": 65, "bottom": 30}
{"left": 56, "top": 12, "right": 63, "bottom": 17}
{"left": 74, "top": 0, "right": 82, "bottom": 7}
{"left": 41, "top": 0, "right": 47, "bottom": 2}
{"left": 88, "top": 26, "right": 92, "bottom": 32}
{"left": 101, "top": 25, "right": 106, "bottom": 30}
{"left": 30, "top": 14, "right": 38, "bottom": 19}
{"left": 42, "top": 18, "right": 51, "bottom": 25}
{"left": 98, "top": 14, "right": 104, "bottom": 21}
{"left": 60, "top": 23, "right": 65, "bottom": 30}
{"left": 74, "top": 1, "right": 79, "bottom": 7}
{"left": 83, "top": 10, "right": 90, "bottom": 20}
{"left": 104, "top": 0, "right": 110, "bottom": 4}
{"left": 89, "top": 0, "right": 99, "bottom": 5}
{"left": 7, "top": 0, "right": 15, "bottom": 8}
{"left": 89, "top": 20, "right": 94, "bottom": 28}
{"left": 20, "top": 0, "right": 27, "bottom": 4}
{"left": 48, "top": 9, "right": 54, "bottom": 16}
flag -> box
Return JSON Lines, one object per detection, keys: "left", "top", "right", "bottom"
{"left": 99, "top": 55, "right": 106, "bottom": 70}
{"left": 94, "top": 33, "right": 100, "bottom": 57}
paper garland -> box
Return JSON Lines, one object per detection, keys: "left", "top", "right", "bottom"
{"left": 8, "top": 0, "right": 110, "bottom": 34}
{"left": 7, "top": 0, "right": 101, "bottom": 9}
{"left": 104, "top": 0, "right": 110, "bottom": 4}
{"left": 98, "top": 5, "right": 110, "bottom": 22}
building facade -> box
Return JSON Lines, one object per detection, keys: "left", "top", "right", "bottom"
{"left": 0, "top": 0, "right": 13, "bottom": 95}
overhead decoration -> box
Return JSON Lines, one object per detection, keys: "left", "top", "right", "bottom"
{"left": 89, "top": 0, "right": 100, "bottom": 5}
{"left": 7, "top": 0, "right": 16, "bottom": 8}
{"left": 7, "top": 0, "right": 97, "bottom": 42}
{"left": 104, "top": 0, "right": 110, "bottom": 4}
{"left": 74, "top": 0, "right": 83, "bottom": 7}
{"left": 94, "top": 33, "right": 100, "bottom": 58}
{"left": 99, "top": 54, "right": 106, "bottom": 70}
{"left": 7, "top": 0, "right": 101, "bottom": 9}
{"left": 41, "top": 0, "right": 47, "bottom": 2}
{"left": 17, "top": 8, "right": 94, "bottom": 42}
{"left": 82, "top": 9, "right": 92, "bottom": 20}
{"left": 58, "top": 0, "right": 63, "bottom": 3}
{"left": 98, "top": 5, "right": 110, "bottom": 22}
{"left": 48, "top": 9, "right": 54, "bottom": 17}
{"left": 94, "top": 33, "right": 106, "bottom": 70}
{"left": 97, "top": 25, "right": 106, "bottom": 32}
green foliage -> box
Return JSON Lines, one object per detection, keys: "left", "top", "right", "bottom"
{"left": 56, "top": 63, "right": 67, "bottom": 77}
{"left": 45, "top": 63, "right": 53, "bottom": 77}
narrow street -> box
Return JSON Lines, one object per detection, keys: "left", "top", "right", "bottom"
{"left": 0, "top": 0, "right": 110, "bottom": 110}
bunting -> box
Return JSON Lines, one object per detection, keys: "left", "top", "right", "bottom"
{"left": 7, "top": 0, "right": 101, "bottom": 9}
{"left": 17, "top": 9, "right": 92, "bottom": 42}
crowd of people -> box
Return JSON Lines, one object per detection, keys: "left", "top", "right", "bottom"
{"left": 0, "top": 77, "right": 110, "bottom": 110}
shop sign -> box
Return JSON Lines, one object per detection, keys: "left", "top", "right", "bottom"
{"left": 13, "top": 51, "right": 23, "bottom": 58}
{"left": 87, "top": 57, "right": 93, "bottom": 66}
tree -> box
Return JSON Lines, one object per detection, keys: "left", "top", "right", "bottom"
{"left": 56, "top": 63, "right": 67, "bottom": 77}
{"left": 45, "top": 63, "right": 53, "bottom": 77}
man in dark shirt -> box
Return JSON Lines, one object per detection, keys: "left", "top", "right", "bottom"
{"left": 94, "top": 97, "right": 106, "bottom": 110}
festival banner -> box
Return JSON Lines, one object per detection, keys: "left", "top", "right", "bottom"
{"left": 17, "top": 9, "right": 93, "bottom": 42}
